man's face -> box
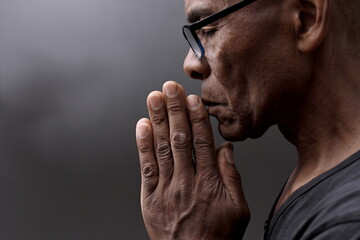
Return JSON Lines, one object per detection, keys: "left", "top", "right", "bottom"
{"left": 184, "top": 0, "right": 309, "bottom": 141}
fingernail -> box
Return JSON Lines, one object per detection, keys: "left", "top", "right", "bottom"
{"left": 164, "top": 83, "right": 178, "bottom": 98}
{"left": 149, "top": 95, "right": 163, "bottom": 110}
{"left": 186, "top": 95, "right": 201, "bottom": 110}
{"left": 137, "top": 124, "right": 149, "bottom": 138}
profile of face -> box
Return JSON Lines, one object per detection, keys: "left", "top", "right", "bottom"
{"left": 183, "top": 0, "right": 311, "bottom": 141}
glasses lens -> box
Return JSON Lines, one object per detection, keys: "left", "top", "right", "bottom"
{"left": 183, "top": 26, "right": 203, "bottom": 58}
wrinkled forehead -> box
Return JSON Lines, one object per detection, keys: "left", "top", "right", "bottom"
{"left": 184, "top": 0, "right": 234, "bottom": 22}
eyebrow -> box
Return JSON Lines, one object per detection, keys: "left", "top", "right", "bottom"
{"left": 186, "top": 7, "right": 215, "bottom": 23}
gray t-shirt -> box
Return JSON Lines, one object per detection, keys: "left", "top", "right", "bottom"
{"left": 264, "top": 150, "right": 360, "bottom": 240}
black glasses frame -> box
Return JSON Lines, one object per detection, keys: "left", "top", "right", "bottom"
{"left": 182, "top": 0, "right": 257, "bottom": 58}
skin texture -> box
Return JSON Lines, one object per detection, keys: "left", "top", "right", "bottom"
{"left": 136, "top": 84, "right": 249, "bottom": 239}
{"left": 183, "top": 0, "right": 305, "bottom": 142}
{"left": 136, "top": 0, "right": 360, "bottom": 238}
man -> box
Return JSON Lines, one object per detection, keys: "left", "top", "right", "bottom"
{"left": 136, "top": 0, "right": 360, "bottom": 238}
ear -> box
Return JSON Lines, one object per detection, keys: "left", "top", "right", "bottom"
{"left": 294, "top": 0, "right": 332, "bottom": 52}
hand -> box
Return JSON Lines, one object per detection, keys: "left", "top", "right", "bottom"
{"left": 136, "top": 81, "right": 250, "bottom": 240}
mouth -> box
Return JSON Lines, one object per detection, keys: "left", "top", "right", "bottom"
{"left": 202, "top": 99, "right": 219, "bottom": 107}
{"left": 201, "top": 98, "right": 225, "bottom": 114}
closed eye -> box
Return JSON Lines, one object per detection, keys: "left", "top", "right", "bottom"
{"left": 198, "top": 27, "right": 217, "bottom": 37}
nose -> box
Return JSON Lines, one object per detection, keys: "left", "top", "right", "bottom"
{"left": 183, "top": 49, "right": 211, "bottom": 80}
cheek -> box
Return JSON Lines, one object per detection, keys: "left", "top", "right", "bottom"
{"left": 204, "top": 36, "right": 253, "bottom": 116}
{"left": 207, "top": 38, "right": 245, "bottom": 90}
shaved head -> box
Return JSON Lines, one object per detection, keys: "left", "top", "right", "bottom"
{"left": 328, "top": 0, "right": 360, "bottom": 55}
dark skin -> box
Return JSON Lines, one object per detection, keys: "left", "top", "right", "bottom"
{"left": 136, "top": 0, "right": 360, "bottom": 238}
{"left": 137, "top": 85, "right": 249, "bottom": 239}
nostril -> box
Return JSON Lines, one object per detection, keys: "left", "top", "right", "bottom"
{"left": 191, "top": 71, "right": 203, "bottom": 79}
{"left": 183, "top": 49, "right": 210, "bottom": 80}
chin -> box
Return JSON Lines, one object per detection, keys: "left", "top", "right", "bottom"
{"left": 217, "top": 120, "right": 269, "bottom": 142}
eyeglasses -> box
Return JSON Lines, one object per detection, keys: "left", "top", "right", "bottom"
{"left": 182, "top": 0, "right": 257, "bottom": 58}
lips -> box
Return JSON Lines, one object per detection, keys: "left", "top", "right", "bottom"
{"left": 201, "top": 98, "right": 226, "bottom": 115}
{"left": 202, "top": 99, "right": 221, "bottom": 107}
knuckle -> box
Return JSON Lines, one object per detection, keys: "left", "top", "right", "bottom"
{"left": 198, "top": 177, "right": 221, "bottom": 200}
{"left": 167, "top": 102, "right": 183, "bottom": 113}
{"left": 193, "top": 136, "right": 214, "bottom": 150}
{"left": 142, "top": 163, "right": 158, "bottom": 178}
{"left": 151, "top": 113, "right": 166, "bottom": 125}
{"left": 172, "top": 180, "right": 193, "bottom": 201}
{"left": 190, "top": 113, "right": 207, "bottom": 124}
{"left": 171, "top": 131, "right": 191, "bottom": 150}
{"left": 138, "top": 142, "right": 152, "bottom": 154}
{"left": 156, "top": 142, "right": 172, "bottom": 159}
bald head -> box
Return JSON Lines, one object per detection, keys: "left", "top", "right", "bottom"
{"left": 333, "top": 0, "right": 360, "bottom": 46}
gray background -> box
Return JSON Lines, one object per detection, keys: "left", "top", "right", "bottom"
{"left": 0, "top": 0, "right": 296, "bottom": 239}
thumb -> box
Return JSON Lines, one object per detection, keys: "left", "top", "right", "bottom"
{"left": 217, "top": 142, "right": 249, "bottom": 215}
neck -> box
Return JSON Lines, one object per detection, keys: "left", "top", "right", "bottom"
{"left": 277, "top": 46, "right": 360, "bottom": 207}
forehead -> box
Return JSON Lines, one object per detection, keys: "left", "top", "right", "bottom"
{"left": 184, "top": 0, "right": 234, "bottom": 22}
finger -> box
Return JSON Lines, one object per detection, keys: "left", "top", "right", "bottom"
{"left": 136, "top": 118, "right": 159, "bottom": 199}
{"left": 147, "top": 91, "right": 173, "bottom": 184}
{"left": 186, "top": 94, "right": 218, "bottom": 178}
{"left": 217, "top": 142, "right": 249, "bottom": 216}
{"left": 163, "top": 81, "right": 195, "bottom": 179}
